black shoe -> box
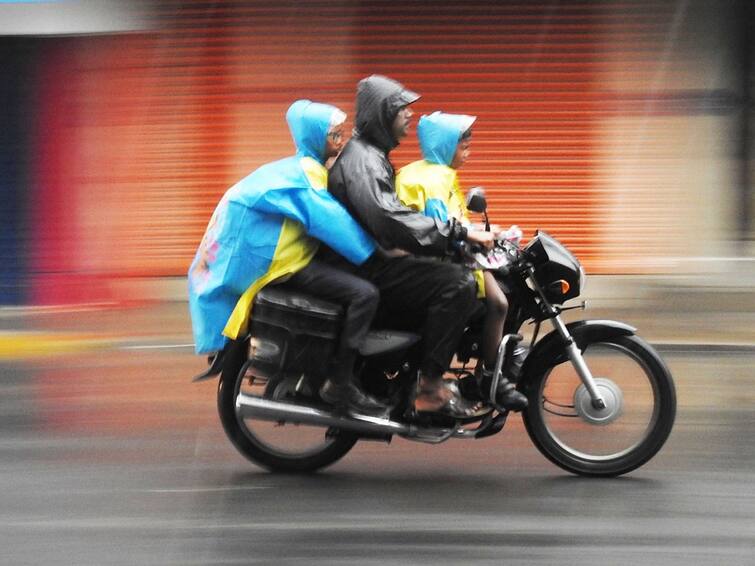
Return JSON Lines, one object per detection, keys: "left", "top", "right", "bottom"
{"left": 319, "top": 379, "right": 390, "bottom": 419}
{"left": 495, "top": 379, "right": 528, "bottom": 412}
{"left": 503, "top": 346, "right": 528, "bottom": 382}
{"left": 477, "top": 364, "right": 528, "bottom": 412}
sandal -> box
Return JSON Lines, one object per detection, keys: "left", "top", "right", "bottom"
{"left": 443, "top": 380, "right": 492, "bottom": 417}
{"left": 413, "top": 380, "right": 488, "bottom": 419}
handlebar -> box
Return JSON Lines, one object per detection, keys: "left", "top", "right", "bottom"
{"left": 454, "top": 226, "right": 538, "bottom": 274}
{"left": 455, "top": 238, "right": 525, "bottom": 272}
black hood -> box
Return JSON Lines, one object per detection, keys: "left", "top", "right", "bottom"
{"left": 354, "top": 75, "right": 420, "bottom": 153}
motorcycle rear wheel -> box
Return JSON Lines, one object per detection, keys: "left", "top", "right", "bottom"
{"left": 522, "top": 334, "right": 676, "bottom": 477}
{"left": 217, "top": 339, "right": 358, "bottom": 472}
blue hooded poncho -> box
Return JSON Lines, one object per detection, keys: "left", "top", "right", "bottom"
{"left": 417, "top": 111, "right": 476, "bottom": 168}
{"left": 188, "top": 100, "right": 376, "bottom": 354}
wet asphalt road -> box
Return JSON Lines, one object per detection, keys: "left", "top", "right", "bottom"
{"left": 0, "top": 347, "right": 753, "bottom": 565}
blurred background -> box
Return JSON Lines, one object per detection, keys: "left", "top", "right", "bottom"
{"left": 0, "top": 0, "right": 753, "bottom": 307}
{"left": 0, "top": 2, "right": 753, "bottom": 565}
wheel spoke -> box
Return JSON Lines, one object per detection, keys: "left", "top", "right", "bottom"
{"left": 542, "top": 396, "right": 579, "bottom": 417}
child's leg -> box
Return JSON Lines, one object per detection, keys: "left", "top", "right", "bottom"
{"left": 479, "top": 271, "right": 528, "bottom": 411}
{"left": 482, "top": 270, "right": 508, "bottom": 369}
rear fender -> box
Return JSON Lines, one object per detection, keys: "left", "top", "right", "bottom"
{"left": 192, "top": 345, "right": 230, "bottom": 382}
{"left": 519, "top": 320, "right": 636, "bottom": 388}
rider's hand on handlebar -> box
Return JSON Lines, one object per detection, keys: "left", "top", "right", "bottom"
{"left": 499, "top": 224, "right": 523, "bottom": 246}
{"left": 466, "top": 229, "right": 495, "bottom": 250}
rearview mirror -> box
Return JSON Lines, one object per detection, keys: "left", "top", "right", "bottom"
{"left": 466, "top": 186, "right": 487, "bottom": 213}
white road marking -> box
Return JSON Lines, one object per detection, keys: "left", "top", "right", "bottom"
{"left": 142, "top": 486, "right": 272, "bottom": 493}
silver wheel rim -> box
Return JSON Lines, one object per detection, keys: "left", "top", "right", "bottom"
{"left": 539, "top": 341, "right": 660, "bottom": 462}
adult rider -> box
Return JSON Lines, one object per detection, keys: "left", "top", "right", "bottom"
{"left": 320, "top": 75, "right": 495, "bottom": 418}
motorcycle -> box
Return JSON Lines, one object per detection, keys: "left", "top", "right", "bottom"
{"left": 194, "top": 191, "right": 676, "bottom": 477}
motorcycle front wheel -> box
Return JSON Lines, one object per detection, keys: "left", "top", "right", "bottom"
{"left": 217, "top": 339, "right": 358, "bottom": 472}
{"left": 522, "top": 334, "right": 676, "bottom": 477}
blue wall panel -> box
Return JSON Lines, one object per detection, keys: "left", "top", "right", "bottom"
{"left": 0, "top": 39, "right": 33, "bottom": 305}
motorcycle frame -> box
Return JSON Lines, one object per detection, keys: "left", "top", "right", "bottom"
{"left": 226, "top": 238, "right": 638, "bottom": 444}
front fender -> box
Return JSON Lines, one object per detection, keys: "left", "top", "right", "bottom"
{"left": 519, "top": 320, "right": 636, "bottom": 388}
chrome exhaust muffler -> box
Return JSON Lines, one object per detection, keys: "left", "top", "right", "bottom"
{"left": 236, "top": 393, "right": 412, "bottom": 437}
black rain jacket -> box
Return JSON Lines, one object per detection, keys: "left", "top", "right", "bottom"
{"left": 328, "top": 75, "right": 467, "bottom": 256}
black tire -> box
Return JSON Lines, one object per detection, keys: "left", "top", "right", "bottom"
{"left": 522, "top": 334, "right": 676, "bottom": 477}
{"left": 217, "top": 339, "right": 358, "bottom": 473}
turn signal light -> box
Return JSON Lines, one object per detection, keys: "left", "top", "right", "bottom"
{"left": 547, "top": 279, "right": 570, "bottom": 295}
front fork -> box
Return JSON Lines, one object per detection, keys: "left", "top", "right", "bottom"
{"left": 550, "top": 315, "right": 606, "bottom": 410}
{"left": 526, "top": 271, "right": 606, "bottom": 410}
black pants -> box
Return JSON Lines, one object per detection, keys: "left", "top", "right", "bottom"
{"left": 321, "top": 252, "right": 478, "bottom": 379}
{"left": 284, "top": 259, "right": 379, "bottom": 382}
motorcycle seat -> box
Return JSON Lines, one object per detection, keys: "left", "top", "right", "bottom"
{"left": 254, "top": 284, "right": 421, "bottom": 356}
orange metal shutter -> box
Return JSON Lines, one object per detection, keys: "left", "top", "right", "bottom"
{"left": 67, "top": 1, "right": 682, "bottom": 280}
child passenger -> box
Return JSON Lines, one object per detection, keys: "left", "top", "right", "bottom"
{"left": 395, "top": 112, "right": 527, "bottom": 411}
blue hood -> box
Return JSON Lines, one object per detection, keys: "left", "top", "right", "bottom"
{"left": 286, "top": 100, "right": 343, "bottom": 164}
{"left": 417, "top": 111, "right": 477, "bottom": 166}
